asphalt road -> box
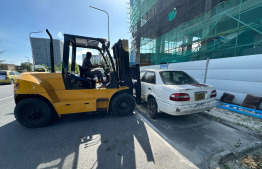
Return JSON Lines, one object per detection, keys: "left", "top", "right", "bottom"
{"left": 0, "top": 84, "right": 13, "bottom": 100}
{"left": 135, "top": 103, "right": 261, "bottom": 168}
{"left": 0, "top": 84, "right": 198, "bottom": 169}
{"left": 0, "top": 84, "right": 260, "bottom": 169}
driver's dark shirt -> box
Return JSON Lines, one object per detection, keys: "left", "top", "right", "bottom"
{"left": 82, "top": 57, "right": 92, "bottom": 72}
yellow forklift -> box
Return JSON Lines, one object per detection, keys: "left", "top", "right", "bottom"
{"left": 14, "top": 29, "right": 141, "bottom": 128}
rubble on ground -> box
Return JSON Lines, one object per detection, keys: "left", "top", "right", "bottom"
{"left": 204, "top": 107, "right": 262, "bottom": 133}
{"left": 221, "top": 148, "right": 262, "bottom": 169}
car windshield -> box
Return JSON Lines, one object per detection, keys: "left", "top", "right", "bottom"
{"left": 94, "top": 68, "right": 105, "bottom": 77}
{"left": 160, "top": 71, "right": 198, "bottom": 85}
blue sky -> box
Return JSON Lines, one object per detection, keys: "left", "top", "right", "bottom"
{"left": 0, "top": 0, "right": 131, "bottom": 65}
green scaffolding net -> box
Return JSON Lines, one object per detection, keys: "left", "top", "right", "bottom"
{"left": 168, "top": 9, "right": 177, "bottom": 21}
{"left": 130, "top": 0, "right": 158, "bottom": 33}
{"left": 131, "top": 0, "right": 262, "bottom": 65}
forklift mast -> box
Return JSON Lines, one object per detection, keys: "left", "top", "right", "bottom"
{"left": 112, "top": 40, "right": 141, "bottom": 104}
{"left": 112, "top": 40, "right": 130, "bottom": 82}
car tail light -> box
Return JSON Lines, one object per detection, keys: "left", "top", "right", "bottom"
{"left": 210, "top": 90, "right": 217, "bottom": 98}
{"left": 170, "top": 93, "right": 190, "bottom": 101}
{"left": 5, "top": 76, "right": 8, "bottom": 80}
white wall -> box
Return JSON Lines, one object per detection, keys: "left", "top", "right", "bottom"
{"left": 141, "top": 54, "right": 262, "bottom": 110}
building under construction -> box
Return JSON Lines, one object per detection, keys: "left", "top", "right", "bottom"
{"left": 130, "top": 0, "right": 262, "bottom": 66}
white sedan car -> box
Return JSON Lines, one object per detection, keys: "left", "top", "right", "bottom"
{"left": 140, "top": 69, "right": 217, "bottom": 118}
{"left": 93, "top": 68, "right": 107, "bottom": 81}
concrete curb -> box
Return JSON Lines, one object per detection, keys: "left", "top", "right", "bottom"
{"left": 202, "top": 112, "right": 262, "bottom": 140}
{"left": 209, "top": 141, "right": 262, "bottom": 169}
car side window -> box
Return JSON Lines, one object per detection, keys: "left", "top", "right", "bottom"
{"left": 140, "top": 71, "right": 146, "bottom": 80}
{"left": 141, "top": 72, "right": 155, "bottom": 84}
{"left": 9, "top": 72, "right": 15, "bottom": 75}
{"left": 14, "top": 72, "right": 20, "bottom": 75}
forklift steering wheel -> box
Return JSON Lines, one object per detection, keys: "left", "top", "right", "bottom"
{"left": 103, "top": 65, "right": 110, "bottom": 75}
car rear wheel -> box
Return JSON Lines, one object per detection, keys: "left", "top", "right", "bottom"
{"left": 147, "top": 98, "right": 158, "bottom": 119}
{"left": 14, "top": 98, "right": 52, "bottom": 128}
{"left": 111, "top": 92, "right": 135, "bottom": 117}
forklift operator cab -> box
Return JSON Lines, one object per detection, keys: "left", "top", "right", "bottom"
{"left": 63, "top": 34, "right": 115, "bottom": 90}
{"left": 13, "top": 30, "right": 141, "bottom": 128}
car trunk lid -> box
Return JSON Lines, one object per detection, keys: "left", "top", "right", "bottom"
{"left": 167, "top": 83, "right": 215, "bottom": 105}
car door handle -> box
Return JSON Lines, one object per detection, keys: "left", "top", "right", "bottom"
{"left": 148, "top": 88, "right": 151, "bottom": 90}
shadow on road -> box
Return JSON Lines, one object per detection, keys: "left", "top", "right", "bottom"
{"left": 0, "top": 83, "right": 12, "bottom": 86}
{"left": 136, "top": 103, "right": 260, "bottom": 169}
{"left": 0, "top": 112, "right": 155, "bottom": 169}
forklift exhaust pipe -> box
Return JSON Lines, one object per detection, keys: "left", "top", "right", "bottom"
{"left": 46, "top": 29, "right": 55, "bottom": 73}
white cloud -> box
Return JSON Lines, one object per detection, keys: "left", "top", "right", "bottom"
{"left": 57, "top": 32, "right": 63, "bottom": 39}
{"left": 76, "top": 58, "right": 83, "bottom": 65}
{"left": 76, "top": 49, "right": 97, "bottom": 57}
{"left": 75, "top": 49, "right": 99, "bottom": 65}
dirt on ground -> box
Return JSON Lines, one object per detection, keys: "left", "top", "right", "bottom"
{"left": 241, "top": 154, "right": 262, "bottom": 169}
{"left": 204, "top": 107, "right": 262, "bottom": 133}
{"left": 222, "top": 148, "right": 262, "bottom": 169}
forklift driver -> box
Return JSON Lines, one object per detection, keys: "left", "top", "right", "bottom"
{"left": 82, "top": 52, "right": 106, "bottom": 85}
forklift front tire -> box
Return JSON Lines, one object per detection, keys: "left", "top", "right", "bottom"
{"left": 111, "top": 93, "right": 135, "bottom": 117}
{"left": 14, "top": 98, "right": 52, "bottom": 128}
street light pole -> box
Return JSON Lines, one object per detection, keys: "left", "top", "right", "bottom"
{"left": 89, "top": 6, "right": 110, "bottom": 43}
{"left": 29, "top": 31, "right": 42, "bottom": 70}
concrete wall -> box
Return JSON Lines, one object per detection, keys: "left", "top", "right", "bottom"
{"left": 141, "top": 54, "right": 262, "bottom": 110}
{"left": 0, "top": 64, "right": 15, "bottom": 71}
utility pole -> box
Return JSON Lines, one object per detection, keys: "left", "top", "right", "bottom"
{"left": 25, "top": 56, "right": 30, "bottom": 72}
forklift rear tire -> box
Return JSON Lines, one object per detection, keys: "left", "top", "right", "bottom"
{"left": 111, "top": 93, "right": 135, "bottom": 117}
{"left": 14, "top": 98, "right": 52, "bottom": 128}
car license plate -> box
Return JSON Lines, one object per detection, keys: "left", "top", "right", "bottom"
{"left": 195, "top": 93, "right": 205, "bottom": 101}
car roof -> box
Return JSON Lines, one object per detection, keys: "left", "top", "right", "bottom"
{"left": 141, "top": 69, "right": 185, "bottom": 72}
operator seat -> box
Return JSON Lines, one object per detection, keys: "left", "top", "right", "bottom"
{"left": 78, "top": 65, "right": 96, "bottom": 88}
{"left": 78, "top": 65, "right": 95, "bottom": 78}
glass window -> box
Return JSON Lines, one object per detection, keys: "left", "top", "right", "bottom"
{"left": 14, "top": 72, "right": 20, "bottom": 75}
{"left": 142, "top": 72, "right": 155, "bottom": 84}
{"left": 9, "top": 72, "right": 15, "bottom": 75}
{"left": 0, "top": 71, "right": 7, "bottom": 75}
{"left": 140, "top": 71, "right": 146, "bottom": 80}
{"left": 160, "top": 71, "right": 197, "bottom": 85}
